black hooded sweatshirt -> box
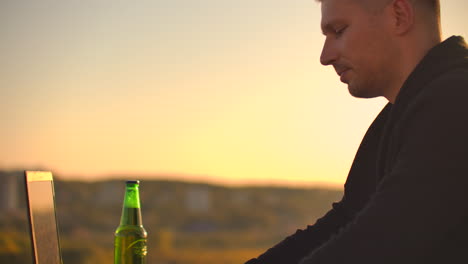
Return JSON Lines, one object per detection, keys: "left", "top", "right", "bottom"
{"left": 246, "top": 36, "right": 468, "bottom": 264}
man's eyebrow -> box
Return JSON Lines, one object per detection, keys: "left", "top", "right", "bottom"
{"left": 321, "top": 19, "right": 345, "bottom": 35}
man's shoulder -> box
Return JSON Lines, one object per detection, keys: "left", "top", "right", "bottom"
{"left": 420, "top": 66, "right": 468, "bottom": 101}
{"left": 395, "top": 66, "right": 468, "bottom": 129}
{"left": 412, "top": 36, "right": 468, "bottom": 102}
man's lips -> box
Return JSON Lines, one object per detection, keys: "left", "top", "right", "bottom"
{"left": 337, "top": 68, "right": 348, "bottom": 76}
{"left": 335, "top": 65, "right": 350, "bottom": 76}
{"left": 334, "top": 65, "right": 351, "bottom": 83}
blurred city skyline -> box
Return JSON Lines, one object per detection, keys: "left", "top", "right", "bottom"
{"left": 1, "top": 0, "right": 467, "bottom": 187}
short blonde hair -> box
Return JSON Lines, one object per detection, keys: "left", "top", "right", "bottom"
{"left": 316, "top": 0, "right": 440, "bottom": 22}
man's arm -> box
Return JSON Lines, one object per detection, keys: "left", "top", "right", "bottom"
{"left": 245, "top": 199, "right": 351, "bottom": 264}
{"left": 300, "top": 72, "right": 468, "bottom": 264}
{"left": 245, "top": 104, "right": 393, "bottom": 264}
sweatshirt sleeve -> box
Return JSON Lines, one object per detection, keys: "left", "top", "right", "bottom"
{"left": 299, "top": 71, "right": 468, "bottom": 264}
{"left": 244, "top": 104, "right": 393, "bottom": 264}
{"left": 244, "top": 199, "right": 352, "bottom": 264}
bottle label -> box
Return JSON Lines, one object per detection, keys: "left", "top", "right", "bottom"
{"left": 114, "top": 234, "right": 148, "bottom": 263}
{"left": 128, "top": 239, "right": 147, "bottom": 257}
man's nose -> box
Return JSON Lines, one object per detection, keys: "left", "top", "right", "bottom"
{"left": 320, "top": 38, "right": 337, "bottom": 66}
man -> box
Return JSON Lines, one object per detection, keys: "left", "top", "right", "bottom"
{"left": 245, "top": 0, "right": 468, "bottom": 263}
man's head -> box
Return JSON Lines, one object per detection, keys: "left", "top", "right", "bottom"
{"left": 318, "top": 0, "right": 441, "bottom": 102}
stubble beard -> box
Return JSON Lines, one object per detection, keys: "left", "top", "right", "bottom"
{"left": 347, "top": 76, "right": 382, "bottom": 99}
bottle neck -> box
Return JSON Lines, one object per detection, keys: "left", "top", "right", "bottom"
{"left": 120, "top": 206, "right": 143, "bottom": 226}
{"left": 119, "top": 183, "right": 143, "bottom": 226}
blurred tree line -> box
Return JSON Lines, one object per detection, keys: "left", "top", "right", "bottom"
{"left": 0, "top": 171, "right": 343, "bottom": 264}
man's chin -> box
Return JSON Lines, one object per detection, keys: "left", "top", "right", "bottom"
{"left": 347, "top": 84, "right": 361, "bottom": 98}
{"left": 347, "top": 85, "right": 377, "bottom": 99}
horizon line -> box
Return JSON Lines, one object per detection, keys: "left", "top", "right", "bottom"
{"left": 1, "top": 167, "right": 343, "bottom": 189}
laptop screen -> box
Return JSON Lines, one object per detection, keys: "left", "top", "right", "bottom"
{"left": 25, "top": 171, "right": 62, "bottom": 264}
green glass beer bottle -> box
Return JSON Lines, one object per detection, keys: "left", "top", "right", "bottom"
{"left": 114, "top": 180, "right": 148, "bottom": 264}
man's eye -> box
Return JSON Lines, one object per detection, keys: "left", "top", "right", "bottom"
{"left": 335, "top": 26, "right": 347, "bottom": 36}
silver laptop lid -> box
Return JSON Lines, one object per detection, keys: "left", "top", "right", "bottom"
{"left": 24, "top": 171, "right": 63, "bottom": 264}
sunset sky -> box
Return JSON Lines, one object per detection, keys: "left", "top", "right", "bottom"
{"left": 1, "top": 0, "right": 467, "bottom": 187}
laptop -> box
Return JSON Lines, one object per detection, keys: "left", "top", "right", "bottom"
{"left": 24, "top": 171, "right": 63, "bottom": 264}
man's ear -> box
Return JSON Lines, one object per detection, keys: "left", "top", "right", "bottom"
{"left": 389, "top": 0, "right": 415, "bottom": 35}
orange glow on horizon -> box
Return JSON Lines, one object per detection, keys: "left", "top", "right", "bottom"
{"left": 1, "top": 0, "right": 466, "bottom": 187}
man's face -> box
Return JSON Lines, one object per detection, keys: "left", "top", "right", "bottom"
{"left": 320, "top": 0, "right": 396, "bottom": 99}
